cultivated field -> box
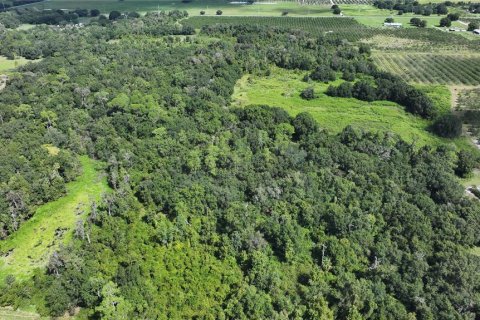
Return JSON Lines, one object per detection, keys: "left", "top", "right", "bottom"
{"left": 372, "top": 52, "right": 480, "bottom": 85}
{"left": 0, "top": 156, "right": 109, "bottom": 283}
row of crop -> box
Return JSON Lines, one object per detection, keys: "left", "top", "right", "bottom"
{"left": 183, "top": 16, "right": 480, "bottom": 48}
{"left": 373, "top": 52, "right": 480, "bottom": 85}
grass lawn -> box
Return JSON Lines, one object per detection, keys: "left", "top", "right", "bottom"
{"left": 0, "top": 156, "right": 109, "bottom": 283}
{"left": 0, "top": 56, "right": 39, "bottom": 73}
{"left": 232, "top": 66, "right": 471, "bottom": 149}
{"left": 0, "top": 307, "right": 42, "bottom": 320}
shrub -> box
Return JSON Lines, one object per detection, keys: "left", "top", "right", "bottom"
{"left": 432, "top": 114, "right": 462, "bottom": 138}
{"left": 200, "top": 10, "right": 205, "bottom": 15}
{"left": 385, "top": 17, "right": 394, "bottom": 23}
{"left": 439, "top": 17, "right": 451, "bottom": 27}
{"left": 333, "top": 7, "right": 341, "bottom": 15}
{"left": 216, "top": 10, "right": 223, "bottom": 16}
{"left": 468, "top": 21, "right": 479, "bottom": 31}
{"left": 109, "top": 10, "right": 121, "bottom": 20}
{"left": 300, "top": 87, "right": 315, "bottom": 100}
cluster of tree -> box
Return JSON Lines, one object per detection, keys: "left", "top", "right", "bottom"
{"left": 0, "top": 13, "right": 478, "bottom": 320}
{"left": 9, "top": 7, "right": 102, "bottom": 25}
{"left": 374, "top": 0, "right": 449, "bottom": 16}
{"left": 469, "top": 3, "right": 480, "bottom": 13}
{"left": 410, "top": 17, "right": 427, "bottom": 27}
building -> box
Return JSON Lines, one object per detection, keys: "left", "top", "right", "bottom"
{"left": 383, "top": 22, "right": 403, "bottom": 28}
{"left": 473, "top": 29, "right": 480, "bottom": 35}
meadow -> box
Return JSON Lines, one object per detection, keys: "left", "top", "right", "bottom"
{"left": 231, "top": 66, "right": 472, "bottom": 148}
{"left": 0, "top": 156, "right": 109, "bottom": 283}
{"left": 0, "top": 56, "right": 38, "bottom": 73}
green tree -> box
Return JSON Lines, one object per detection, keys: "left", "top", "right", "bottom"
{"left": 96, "top": 281, "right": 132, "bottom": 320}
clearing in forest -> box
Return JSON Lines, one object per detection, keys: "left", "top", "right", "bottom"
{"left": 232, "top": 66, "right": 470, "bottom": 148}
{"left": 0, "top": 156, "right": 109, "bottom": 283}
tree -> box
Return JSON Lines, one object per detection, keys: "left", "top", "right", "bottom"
{"left": 90, "top": 9, "right": 100, "bottom": 17}
{"left": 410, "top": 17, "right": 421, "bottom": 26}
{"left": 216, "top": 10, "right": 223, "bottom": 15}
{"left": 418, "top": 20, "right": 427, "bottom": 28}
{"left": 385, "top": 17, "right": 394, "bottom": 23}
{"left": 439, "top": 17, "right": 451, "bottom": 27}
{"left": 109, "top": 10, "right": 121, "bottom": 20}
{"left": 333, "top": 7, "right": 341, "bottom": 15}
{"left": 300, "top": 87, "right": 315, "bottom": 100}
{"left": 468, "top": 21, "right": 479, "bottom": 31}
{"left": 96, "top": 281, "right": 133, "bottom": 320}
{"left": 447, "top": 13, "right": 459, "bottom": 21}
{"left": 432, "top": 114, "right": 462, "bottom": 138}
{"left": 352, "top": 81, "right": 376, "bottom": 102}
{"left": 200, "top": 10, "right": 205, "bottom": 15}
{"left": 455, "top": 150, "right": 476, "bottom": 178}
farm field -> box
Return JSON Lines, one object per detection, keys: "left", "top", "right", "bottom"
{"left": 0, "top": 156, "right": 109, "bottom": 283}
{"left": 232, "top": 67, "right": 470, "bottom": 148}
{"left": 15, "top": 0, "right": 334, "bottom": 16}
{"left": 372, "top": 51, "right": 480, "bottom": 85}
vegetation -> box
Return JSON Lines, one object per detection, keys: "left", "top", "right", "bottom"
{"left": 0, "top": 6, "right": 479, "bottom": 320}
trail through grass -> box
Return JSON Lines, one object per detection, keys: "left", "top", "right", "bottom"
{"left": 0, "top": 156, "right": 109, "bottom": 283}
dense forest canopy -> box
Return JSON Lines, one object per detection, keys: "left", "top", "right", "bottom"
{"left": 0, "top": 10, "right": 479, "bottom": 320}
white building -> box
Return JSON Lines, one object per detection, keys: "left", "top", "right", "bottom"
{"left": 383, "top": 22, "right": 403, "bottom": 28}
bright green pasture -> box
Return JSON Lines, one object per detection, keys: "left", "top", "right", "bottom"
{"left": 0, "top": 156, "right": 109, "bottom": 283}
{"left": 18, "top": 0, "right": 333, "bottom": 16}
{"left": 232, "top": 66, "right": 469, "bottom": 148}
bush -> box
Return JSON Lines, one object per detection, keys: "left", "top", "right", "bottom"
{"left": 455, "top": 150, "right": 476, "bottom": 177}
{"left": 282, "top": 11, "right": 289, "bottom": 16}
{"left": 300, "top": 87, "right": 315, "bottom": 100}
{"left": 468, "top": 21, "right": 479, "bottom": 31}
{"left": 352, "top": 81, "right": 376, "bottom": 102}
{"left": 90, "top": 9, "right": 100, "bottom": 17}
{"left": 216, "top": 10, "right": 223, "bottom": 16}
{"left": 432, "top": 114, "right": 462, "bottom": 138}
{"left": 385, "top": 17, "right": 394, "bottom": 23}
{"left": 200, "top": 10, "right": 205, "bottom": 15}
{"left": 333, "top": 7, "right": 341, "bottom": 15}
{"left": 447, "top": 13, "right": 459, "bottom": 21}
{"left": 109, "top": 10, "right": 121, "bottom": 20}
{"left": 439, "top": 17, "right": 451, "bottom": 27}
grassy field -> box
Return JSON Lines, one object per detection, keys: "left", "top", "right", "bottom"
{"left": 0, "top": 307, "right": 42, "bottom": 320}
{"left": 0, "top": 56, "right": 39, "bottom": 73}
{"left": 232, "top": 66, "right": 472, "bottom": 148}
{"left": 0, "top": 156, "right": 109, "bottom": 283}
{"left": 372, "top": 51, "right": 480, "bottom": 85}
{"left": 17, "top": 0, "right": 333, "bottom": 16}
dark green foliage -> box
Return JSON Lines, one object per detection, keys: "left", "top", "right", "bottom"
{"left": 216, "top": 9, "right": 223, "bottom": 15}
{"left": 109, "top": 10, "right": 121, "bottom": 20}
{"left": 468, "top": 21, "right": 479, "bottom": 31}
{"left": 439, "top": 17, "right": 451, "bottom": 27}
{"left": 455, "top": 150, "right": 477, "bottom": 177}
{"left": 432, "top": 114, "right": 462, "bottom": 138}
{"left": 0, "top": 11, "right": 478, "bottom": 320}
{"left": 300, "top": 87, "right": 315, "bottom": 100}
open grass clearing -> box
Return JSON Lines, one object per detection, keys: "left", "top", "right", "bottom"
{"left": 0, "top": 56, "right": 40, "bottom": 73}
{"left": 232, "top": 66, "right": 472, "bottom": 149}
{"left": 0, "top": 156, "right": 109, "bottom": 283}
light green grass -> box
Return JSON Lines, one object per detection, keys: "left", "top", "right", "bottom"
{"left": 0, "top": 307, "right": 42, "bottom": 320}
{"left": 470, "top": 246, "right": 480, "bottom": 257}
{"left": 0, "top": 156, "right": 109, "bottom": 283}
{"left": 232, "top": 66, "right": 470, "bottom": 148}
{"left": 0, "top": 56, "right": 39, "bottom": 73}
{"left": 17, "top": 0, "right": 333, "bottom": 16}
